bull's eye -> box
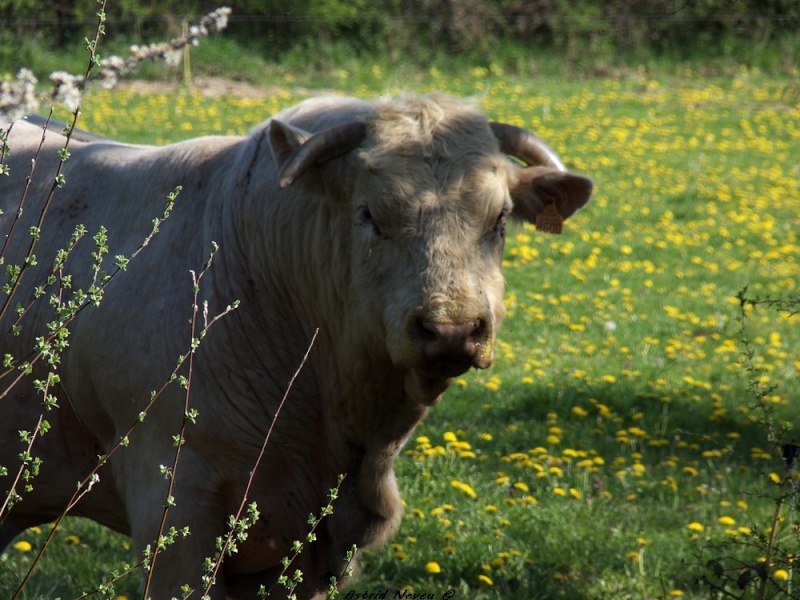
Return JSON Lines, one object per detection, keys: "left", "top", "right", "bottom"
{"left": 356, "top": 202, "right": 382, "bottom": 236}
{"left": 494, "top": 207, "right": 510, "bottom": 238}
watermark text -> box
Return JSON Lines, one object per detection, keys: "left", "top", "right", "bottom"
{"left": 344, "top": 589, "right": 456, "bottom": 600}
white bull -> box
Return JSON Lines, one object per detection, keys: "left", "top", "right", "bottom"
{"left": 0, "top": 94, "right": 592, "bottom": 598}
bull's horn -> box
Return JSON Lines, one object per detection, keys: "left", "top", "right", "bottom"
{"left": 279, "top": 121, "right": 368, "bottom": 188}
{"left": 489, "top": 122, "right": 566, "bottom": 172}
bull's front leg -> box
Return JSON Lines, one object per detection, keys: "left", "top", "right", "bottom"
{"left": 226, "top": 567, "right": 328, "bottom": 600}
{"left": 114, "top": 449, "right": 232, "bottom": 599}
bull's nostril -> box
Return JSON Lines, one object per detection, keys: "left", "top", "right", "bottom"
{"left": 470, "top": 319, "right": 486, "bottom": 344}
{"left": 417, "top": 319, "right": 439, "bottom": 343}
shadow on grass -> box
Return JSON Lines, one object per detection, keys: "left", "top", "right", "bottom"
{"left": 399, "top": 376, "right": 794, "bottom": 599}
{"left": 432, "top": 372, "right": 790, "bottom": 473}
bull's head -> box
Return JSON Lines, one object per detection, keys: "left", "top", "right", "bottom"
{"left": 268, "top": 96, "right": 592, "bottom": 404}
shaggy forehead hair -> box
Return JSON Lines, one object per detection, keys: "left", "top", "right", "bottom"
{"left": 361, "top": 93, "right": 499, "bottom": 162}
{"left": 356, "top": 93, "right": 509, "bottom": 237}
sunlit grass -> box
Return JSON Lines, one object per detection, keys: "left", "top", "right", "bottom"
{"left": 5, "top": 69, "right": 799, "bottom": 599}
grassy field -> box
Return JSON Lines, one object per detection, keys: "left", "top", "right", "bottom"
{"left": 1, "top": 69, "right": 799, "bottom": 599}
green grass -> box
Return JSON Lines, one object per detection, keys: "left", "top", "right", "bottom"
{"left": 4, "top": 26, "right": 800, "bottom": 91}
{"left": 2, "top": 70, "right": 799, "bottom": 599}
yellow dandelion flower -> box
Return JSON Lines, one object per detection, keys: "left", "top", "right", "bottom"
{"left": 425, "top": 561, "right": 442, "bottom": 574}
{"left": 596, "top": 403, "right": 612, "bottom": 418}
{"left": 687, "top": 522, "right": 704, "bottom": 532}
{"left": 13, "top": 540, "right": 32, "bottom": 552}
{"left": 443, "top": 432, "right": 458, "bottom": 443}
{"left": 669, "top": 591, "right": 684, "bottom": 597}
{"left": 718, "top": 516, "right": 736, "bottom": 526}
{"left": 553, "top": 487, "right": 566, "bottom": 496}
{"left": 513, "top": 482, "right": 529, "bottom": 492}
{"left": 64, "top": 535, "right": 81, "bottom": 545}
{"left": 774, "top": 569, "right": 789, "bottom": 581}
{"left": 768, "top": 472, "right": 782, "bottom": 484}
{"left": 569, "top": 488, "right": 582, "bottom": 500}
{"left": 478, "top": 574, "right": 493, "bottom": 586}
{"left": 571, "top": 406, "right": 589, "bottom": 417}
{"left": 451, "top": 480, "right": 477, "bottom": 499}
{"left": 484, "top": 504, "right": 498, "bottom": 513}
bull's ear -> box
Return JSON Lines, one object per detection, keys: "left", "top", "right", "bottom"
{"left": 268, "top": 120, "right": 367, "bottom": 190}
{"left": 509, "top": 166, "right": 593, "bottom": 223}
{"left": 268, "top": 120, "right": 311, "bottom": 169}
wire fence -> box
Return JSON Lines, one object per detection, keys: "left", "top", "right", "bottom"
{"left": 2, "top": 10, "right": 798, "bottom": 28}
{"left": 1, "top": 5, "right": 797, "bottom": 67}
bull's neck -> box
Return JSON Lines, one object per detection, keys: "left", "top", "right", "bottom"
{"left": 206, "top": 171, "right": 431, "bottom": 547}
{"left": 218, "top": 172, "right": 429, "bottom": 441}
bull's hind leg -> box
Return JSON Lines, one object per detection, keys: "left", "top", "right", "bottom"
{"left": 0, "top": 386, "right": 128, "bottom": 541}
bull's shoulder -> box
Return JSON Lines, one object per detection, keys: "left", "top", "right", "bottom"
{"left": 268, "top": 96, "right": 374, "bottom": 132}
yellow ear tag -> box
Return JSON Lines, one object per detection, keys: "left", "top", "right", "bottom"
{"left": 535, "top": 201, "right": 564, "bottom": 235}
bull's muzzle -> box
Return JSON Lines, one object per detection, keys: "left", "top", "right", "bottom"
{"left": 416, "top": 318, "right": 492, "bottom": 377}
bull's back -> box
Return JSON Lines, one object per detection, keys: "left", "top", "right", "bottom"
{"left": 0, "top": 125, "right": 154, "bottom": 265}
{"left": 0, "top": 124, "right": 238, "bottom": 534}
{"left": 1, "top": 126, "right": 226, "bottom": 391}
